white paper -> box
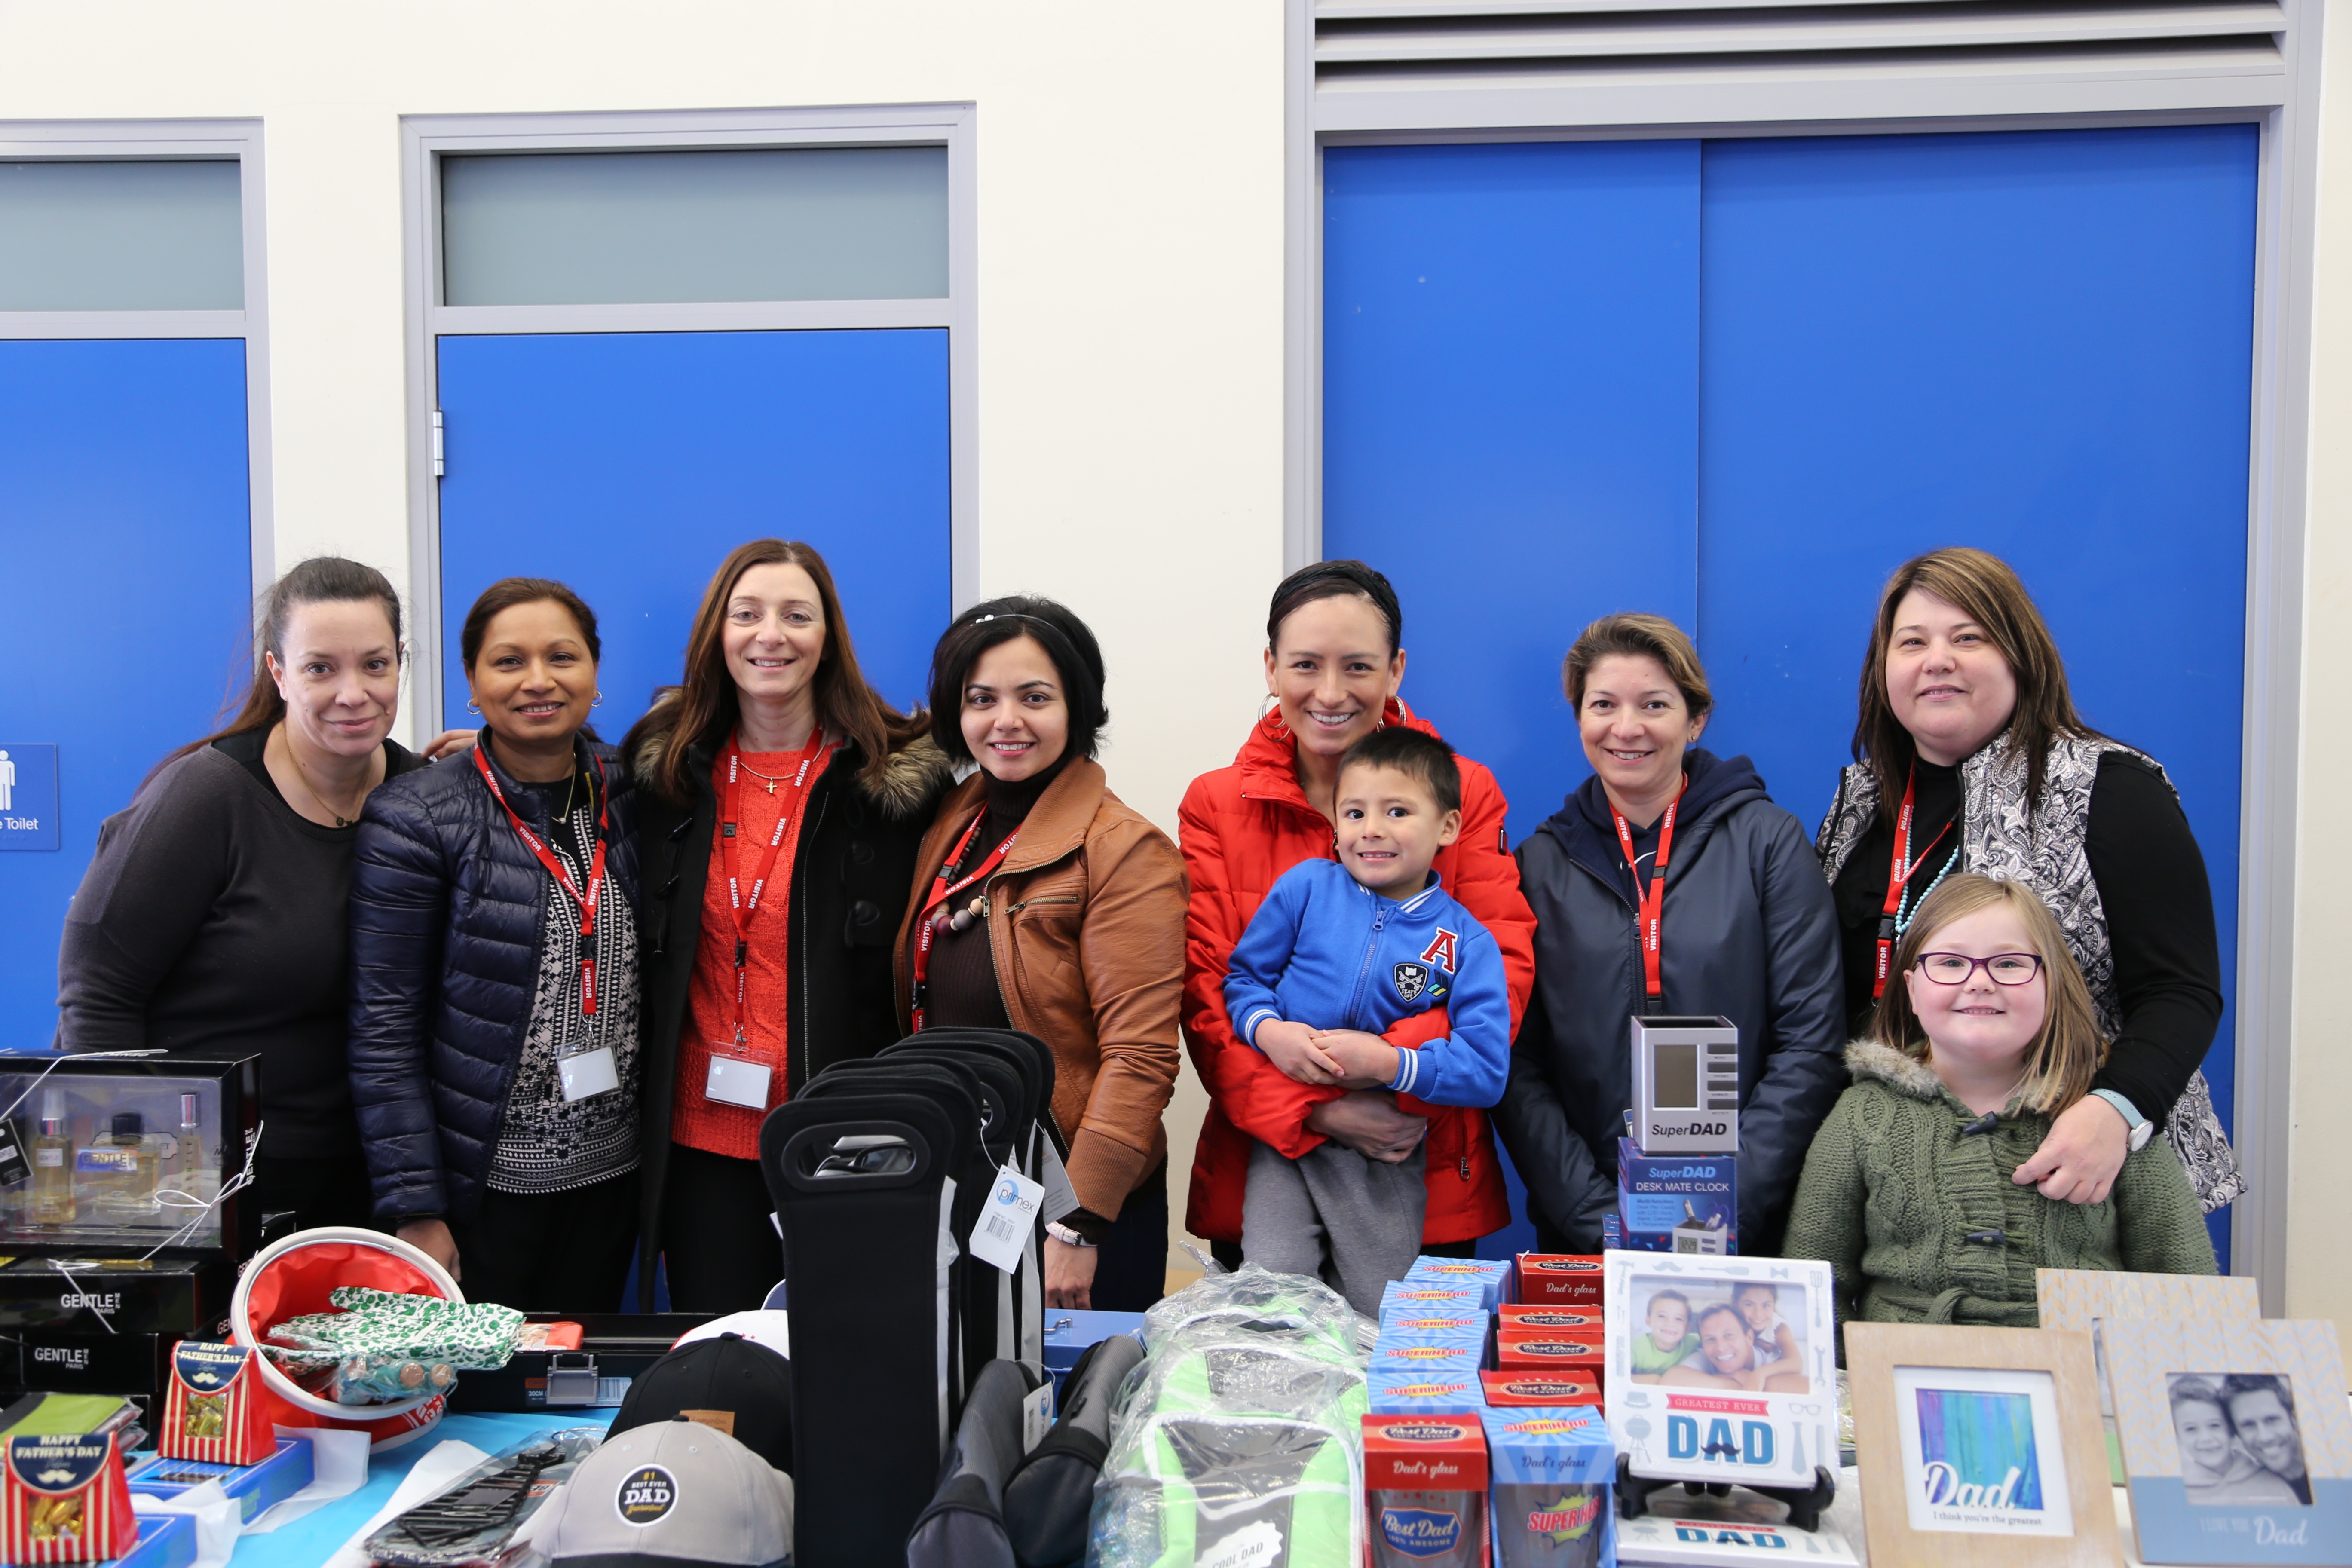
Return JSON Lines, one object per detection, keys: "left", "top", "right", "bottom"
{"left": 132, "top": 1480, "right": 239, "bottom": 1568}
{"left": 242, "top": 1427, "right": 371, "bottom": 1534}
{"left": 322, "top": 1439, "right": 488, "bottom": 1568}
{"left": 969, "top": 1162, "right": 1044, "bottom": 1274}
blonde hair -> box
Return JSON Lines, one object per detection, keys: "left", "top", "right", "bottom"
{"left": 1853, "top": 547, "right": 2097, "bottom": 814}
{"left": 1871, "top": 873, "right": 2107, "bottom": 1115}
{"left": 1563, "top": 612, "right": 1712, "bottom": 719}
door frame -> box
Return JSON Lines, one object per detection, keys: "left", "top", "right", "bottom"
{"left": 398, "top": 103, "right": 979, "bottom": 739}
{"left": 1284, "top": 0, "right": 2325, "bottom": 1302}
{"left": 0, "top": 118, "right": 275, "bottom": 597}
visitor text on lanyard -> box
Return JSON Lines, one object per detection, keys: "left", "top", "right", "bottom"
{"left": 910, "top": 810, "right": 1021, "bottom": 1032}
{"left": 704, "top": 729, "right": 829, "bottom": 1110}
{"left": 474, "top": 746, "right": 609, "bottom": 1015}
{"left": 1613, "top": 784, "right": 1685, "bottom": 1016}
{"left": 1874, "top": 765, "right": 1954, "bottom": 999}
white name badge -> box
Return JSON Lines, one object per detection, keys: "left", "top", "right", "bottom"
{"left": 558, "top": 1047, "right": 619, "bottom": 1102}
{"left": 706, "top": 1054, "right": 773, "bottom": 1109}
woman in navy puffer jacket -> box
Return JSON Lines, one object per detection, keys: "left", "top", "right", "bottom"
{"left": 348, "top": 578, "right": 642, "bottom": 1310}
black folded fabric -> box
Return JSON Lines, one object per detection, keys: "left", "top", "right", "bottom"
{"left": 1003, "top": 1332, "right": 1145, "bottom": 1568}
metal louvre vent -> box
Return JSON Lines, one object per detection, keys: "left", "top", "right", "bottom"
{"left": 1311, "top": 0, "right": 2287, "bottom": 129}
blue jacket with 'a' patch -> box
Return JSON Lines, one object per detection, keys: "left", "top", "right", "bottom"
{"left": 1223, "top": 858, "right": 1509, "bottom": 1109}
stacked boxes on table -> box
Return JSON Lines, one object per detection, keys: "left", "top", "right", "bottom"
{"left": 1361, "top": 1403, "right": 1615, "bottom": 1565}
{"left": 0, "top": 1055, "right": 260, "bottom": 1409}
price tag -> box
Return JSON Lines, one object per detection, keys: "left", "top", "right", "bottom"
{"left": 1022, "top": 1379, "right": 1056, "bottom": 1452}
{"left": 969, "top": 1163, "right": 1043, "bottom": 1275}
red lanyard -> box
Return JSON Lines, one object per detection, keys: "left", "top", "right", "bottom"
{"left": 909, "top": 809, "right": 1021, "bottom": 1032}
{"left": 1874, "top": 765, "right": 1954, "bottom": 998}
{"left": 720, "top": 728, "right": 830, "bottom": 1051}
{"left": 1612, "top": 782, "right": 1684, "bottom": 1013}
{"left": 474, "top": 745, "right": 609, "bottom": 1015}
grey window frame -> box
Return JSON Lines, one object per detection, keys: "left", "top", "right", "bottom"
{"left": 399, "top": 104, "right": 979, "bottom": 738}
{"left": 1284, "top": 0, "right": 2324, "bottom": 1302}
{"left": 0, "top": 119, "right": 274, "bottom": 595}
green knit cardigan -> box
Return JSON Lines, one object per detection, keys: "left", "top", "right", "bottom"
{"left": 1780, "top": 1040, "right": 2216, "bottom": 1332}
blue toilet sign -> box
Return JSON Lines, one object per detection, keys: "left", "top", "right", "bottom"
{"left": 0, "top": 746, "right": 58, "bottom": 852}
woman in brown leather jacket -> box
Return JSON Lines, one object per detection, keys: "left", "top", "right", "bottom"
{"left": 894, "top": 595, "right": 1185, "bottom": 1310}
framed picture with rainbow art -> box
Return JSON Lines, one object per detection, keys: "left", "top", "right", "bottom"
{"left": 1845, "top": 1321, "right": 2119, "bottom": 1568}
{"left": 2104, "top": 1317, "right": 2352, "bottom": 1565}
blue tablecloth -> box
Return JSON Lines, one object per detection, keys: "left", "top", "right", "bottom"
{"left": 231, "top": 1410, "right": 616, "bottom": 1568}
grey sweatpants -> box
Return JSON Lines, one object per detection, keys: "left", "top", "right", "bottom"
{"left": 1241, "top": 1137, "right": 1427, "bottom": 1317}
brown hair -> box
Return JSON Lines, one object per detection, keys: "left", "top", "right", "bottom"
{"left": 1562, "top": 612, "right": 1713, "bottom": 719}
{"left": 1870, "top": 873, "right": 2107, "bottom": 1115}
{"left": 460, "top": 577, "right": 600, "bottom": 672}
{"left": 1853, "top": 547, "right": 2096, "bottom": 813}
{"left": 1268, "top": 559, "right": 1403, "bottom": 655}
{"left": 623, "top": 539, "right": 925, "bottom": 804}
{"left": 152, "top": 557, "right": 404, "bottom": 783}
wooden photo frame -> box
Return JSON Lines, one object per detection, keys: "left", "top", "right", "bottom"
{"left": 2103, "top": 1317, "right": 2352, "bottom": 1565}
{"left": 1846, "top": 1322, "right": 2119, "bottom": 1568}
{"left": 2038, "top": 1268, "right": 2261, "bottom": 1418}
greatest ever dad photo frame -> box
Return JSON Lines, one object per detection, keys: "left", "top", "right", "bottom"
{"left": 2104, "top": 1317, "right": 2352, "bottom": 1565}
{"left": 1846, "top": 1321, "right": 2119, "bottom": 1568}
{"left": 1602, "top": 1251, "right": 1838, "bottom": 1489}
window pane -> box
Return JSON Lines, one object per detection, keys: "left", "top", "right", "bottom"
{"left": 0, "top": 160, "right": 243, "bottom": 311}
{"left": 441, "top": 146, "right": 948, "bottom": 306}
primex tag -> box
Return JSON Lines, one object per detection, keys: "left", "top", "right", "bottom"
{"left": 968, "top": 1162, "right": 1044, "bottom": 1274}
{"left": 705, "top": 1054, "right": 773, "bottom": 1110}
{"left": 558, "top": 1047, "right": 619, "bottom": 1102}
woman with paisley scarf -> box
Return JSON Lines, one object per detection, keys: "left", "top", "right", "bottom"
{"left": 1816, "top": 546, "right": 2240, "bottom": 1216}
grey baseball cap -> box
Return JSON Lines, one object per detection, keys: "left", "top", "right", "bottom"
{"left": 540, "top": 1417, "right": 794, "bottom": 1568}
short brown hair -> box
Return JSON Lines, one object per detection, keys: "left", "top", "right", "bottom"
{"left": 1338, "top": 727, "right": 1461, "bottom": 815}
{"left": 1563, "top": 613, "right": 1712, "bottom": 719}
{"left": 1853, "top": 547, "right": 2096, "bottom": 813}
{"left": 1870, "top": 873, "right": 2107, "bottom": 1115}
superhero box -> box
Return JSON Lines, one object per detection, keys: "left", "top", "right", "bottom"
{"left": 1514, "top": 1255, "right": 1605, "bottom": 1308}
{"left": 1381, "top": 1283, "right": 1487, "bottom": 1314}
{"left": 1482, "top": 1409, "right": 1616, "bottom": 1568}
{"left": 1614, "top": 1141, "right": 1737, "bottom": 1255}
{"left": 1495, "top": 1330, "right": 1604, "bottom": 1374}
{"left": 0, "top": 1432, "right": 137, "bottom": 1563}
{"left": 1378, "top": 1310, "right": 1490, "bottom": 1347}
{"left": 1482, "top": 1370, "right": 1602, "bottom": 1410}
{"left": 1364, "top": 1414, "right": 1490, "bottom": 1568}
{"left": 1499, "top": 1304, "right": 1603, "bottom": 1334}
{"left": 1404, "top": 1258, "right": 1511, "bottom": 1312}
{"left": 1370, "top": 1343, "right": 1487, "bottom": 1378}
{"left": 1369, "top": 1370, "right": 1486, "bottom": 1418}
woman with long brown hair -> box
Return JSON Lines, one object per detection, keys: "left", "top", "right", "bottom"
{"left": 1817, "top": 546, "right": 2239, "bottom": 1214}
{"left": 59, "top": 557, "right": 426, "bottom": 1232}
{"left": 626, "top": 540, "right": 950, "bottom": 1311}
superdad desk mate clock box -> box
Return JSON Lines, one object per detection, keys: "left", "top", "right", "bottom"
{"left": 1613, "top": 1141, "right": 1737, "bottom": 1255}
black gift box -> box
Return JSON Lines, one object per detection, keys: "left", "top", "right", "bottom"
{"left": 0, "top": 1256, "right": 233, "bottom": 1336}
{"left": 0, "top": 1054, "right": 260, "bottom": 1265}
{"left": 10, "top": 1331, "right": 177, "bottom": 1396}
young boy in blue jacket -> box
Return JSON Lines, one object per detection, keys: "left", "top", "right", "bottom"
{"left": 1224, "top": 727, "right": 1511, "bottom": 1314}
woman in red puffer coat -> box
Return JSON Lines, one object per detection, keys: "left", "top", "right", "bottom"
{"left": 1180, "top": 560, "right": 1536, "bottom": 1265}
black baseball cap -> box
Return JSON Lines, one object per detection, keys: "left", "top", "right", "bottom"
{"left": 612, "top": 1332, "right": 793, "bottom": 1476}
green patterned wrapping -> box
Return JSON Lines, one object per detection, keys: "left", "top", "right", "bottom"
{"left": 261, "top": 1288, "right": 524, "bottom": 1375}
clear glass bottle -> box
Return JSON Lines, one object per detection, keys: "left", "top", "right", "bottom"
{"left": 28, "top": 1089, "right": 74, "bottom": 1226}
{"left": 81, "top": 1111, "right": 158, "bottom": 1216}
{"left": 170, "top": 1093, "right": 205, "bottom": 1181}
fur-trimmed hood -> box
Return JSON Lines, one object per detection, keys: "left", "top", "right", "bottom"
{"left": 1843, "top": 1037, "right": 1951, "bottom": 1103}
{"left": 631, "top": 721, "right": 951, "bottom": 823}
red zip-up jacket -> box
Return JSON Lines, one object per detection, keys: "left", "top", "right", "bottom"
{"left": 1179, "top": 701, "right": 1535, "bottom": 1244}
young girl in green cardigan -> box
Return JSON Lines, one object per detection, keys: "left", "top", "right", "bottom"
{"left": 1781, "top": 874, "right": 2214, "bottom": 1329}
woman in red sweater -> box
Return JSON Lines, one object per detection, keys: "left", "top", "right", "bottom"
{"left": 1179, "top": 560, "right": 1536, "bottom": 1265}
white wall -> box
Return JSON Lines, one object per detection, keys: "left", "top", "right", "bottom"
{"left": 0, "top": 0, "right": 1285, "bottom": 1270}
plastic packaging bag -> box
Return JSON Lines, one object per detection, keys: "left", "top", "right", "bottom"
{"left": 363, "top": 1427, "right": 603, "bottom": 1567}
{"left": 1089, "top": 1266, "right": 1369, "bottom": 1568}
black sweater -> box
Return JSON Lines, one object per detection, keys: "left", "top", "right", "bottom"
{"left": 1831, "top": 751, "right": 2223, "bottom": 1125}
{"left": 57, "top": 732, "right": 423, "bottom": 1157}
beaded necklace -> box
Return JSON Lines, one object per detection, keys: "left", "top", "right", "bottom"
{"left": 1893, "top": 841, "right": 1962, "bottom": 935}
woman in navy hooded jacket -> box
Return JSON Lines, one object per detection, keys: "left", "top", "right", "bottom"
{"left": 348, "top": 578, "right": 641, "bottom": 1309}
{"left": 1495, "top": 613, "right": 1844, "bottom": 1256}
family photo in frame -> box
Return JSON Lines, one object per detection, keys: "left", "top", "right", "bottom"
{"left": 1605, "top": 1253, "right": 1837, "bottom": 1491}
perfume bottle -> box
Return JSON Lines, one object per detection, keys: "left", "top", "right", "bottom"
{"left": 170, "top": 1093, "right": 205, "bottom": 1181}
{"left": 28, "top": 1090, "right": 74, "bottom": 1226}
{"left": 81, "top": 1112, "right": 159, "bottom": 1215}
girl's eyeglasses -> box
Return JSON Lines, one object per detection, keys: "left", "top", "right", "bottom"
{"left": 1914, "top": 952, "right": 2045, "bottom": 986}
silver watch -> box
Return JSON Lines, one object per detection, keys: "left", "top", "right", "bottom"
{"left": 2090, "top": 1088, "right": 2156, "bottom": 1152}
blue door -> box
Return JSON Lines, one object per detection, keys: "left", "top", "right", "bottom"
{"left": 436, "top": 329, "right": 952, "bottom": 735}
{"left": 0, "top": 339, "right": 253, "bottom": 1050}
{"left": 1324, "top": 126, "right": 2258, "bottom": 1262}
